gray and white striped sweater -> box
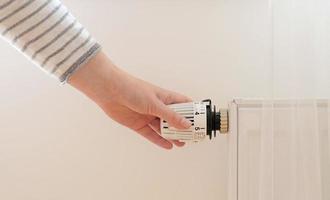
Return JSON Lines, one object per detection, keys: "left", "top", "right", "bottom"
{"left": 0, "top": 0, "right": 101, "bottom": 83}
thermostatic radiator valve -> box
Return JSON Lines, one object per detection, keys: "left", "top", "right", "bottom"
{"left": 160, "top": 99, "right": 229, "bottom": 143}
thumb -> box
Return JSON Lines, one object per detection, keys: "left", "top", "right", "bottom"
{"left": 153, "top": 101, "right": 192, "bottom": 129}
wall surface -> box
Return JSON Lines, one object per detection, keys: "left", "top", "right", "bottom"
{"left": 0, "top": 1, "right": 275, "bottom": 200}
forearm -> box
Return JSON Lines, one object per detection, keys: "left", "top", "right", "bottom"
{"left": 0, "top": 0, "right": 100, "bottom": 82}
{"left": 0, "top": 0, "right": 192, "bottom": 149}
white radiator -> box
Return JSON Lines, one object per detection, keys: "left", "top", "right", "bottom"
{"left": 227, "top": 99, "right": 330, "bottom": 200}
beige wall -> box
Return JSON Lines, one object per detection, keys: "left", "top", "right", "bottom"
{"left": 0, "top": 1, "right": 275, "bottom": 200}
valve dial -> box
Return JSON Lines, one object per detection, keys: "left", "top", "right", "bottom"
{"left": 160, "top": 99, "right": 229, "bottom": 143}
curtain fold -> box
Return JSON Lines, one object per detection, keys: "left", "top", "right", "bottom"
{"left": 225, "top": 0, "right": 329, "bottom": 199}
{"left": 257, "top": 0, "right": 330, "bottom": 199}
{"left": 258, "top": 101, "right": 326, "bottom": 200}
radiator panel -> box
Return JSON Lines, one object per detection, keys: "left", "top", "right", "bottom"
{"left": 229, "top": 99, "right": 330, "bottom": 200}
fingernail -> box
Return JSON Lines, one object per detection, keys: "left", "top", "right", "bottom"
{"left": 162, "top": 141, "right": 173, "bottom": 149}
{"left": 181, "top": 118, "right": 191, "bottom": 129}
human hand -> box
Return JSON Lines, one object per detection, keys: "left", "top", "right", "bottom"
{"left": 69, "top": 51, "right": 192, "bottom": 149}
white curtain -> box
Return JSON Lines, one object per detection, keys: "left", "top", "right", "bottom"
{"left": 259, "top": 0, "right": 330, "bottom": 199}
{"left": 227, "top": 0, "right": 330, "bottom": 199}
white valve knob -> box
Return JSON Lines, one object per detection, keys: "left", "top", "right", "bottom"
{"left": 160, "top": 99, "right": 229, "bottom": 143}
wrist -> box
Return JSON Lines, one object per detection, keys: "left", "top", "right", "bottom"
{"left": 68, "top": 51, "right": 120, "bottom": 105}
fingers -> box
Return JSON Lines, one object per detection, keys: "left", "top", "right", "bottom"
{"left": 136, "top": 125, "right": 173, "bottom": 149}
{"left": 152, "top": 101, "right": 192, "bottom": 129}
{"left": 149, "top": 118, "right": 161, "bottom": 132}
{"left": 149, "top": 118, "right": 185, "bottom": 147}
{"left": 171, "top": 140, "right": 185, "bottom": 147}
{"left": 163, "top": 91, "right": 192, "bottom": 105}
{"left": 151, "top": 90, "right": 192, "bottom": 129}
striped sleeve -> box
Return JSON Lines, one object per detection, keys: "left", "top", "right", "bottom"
{"left": 0, "top": 0, "right": 101, "bottom": 83}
